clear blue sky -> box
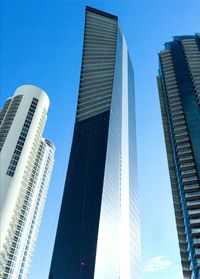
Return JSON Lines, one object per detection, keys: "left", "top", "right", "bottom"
{"left": 1, "top": 1, "right": 199, "bottom": 278}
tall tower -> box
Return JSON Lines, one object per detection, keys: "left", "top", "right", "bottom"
{"left": 157, "top": 34, "right": 200, "bottom": 278}
{"left": 49, "top": 6, "right": 140, "bottom": 279}
{"left": 0, "top": 85, "right": 55, "bottom": 278}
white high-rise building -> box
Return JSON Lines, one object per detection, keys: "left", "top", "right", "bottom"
{"left": 0, "top": 85, "right": 55, "bottom": 279}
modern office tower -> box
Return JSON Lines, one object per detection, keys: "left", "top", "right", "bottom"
{"left": 49, "top": 6, "right": 140, "bottom": 279}
{"left": 157, "top": 34, "right": 200, "bottom": 279}
{"left": 0, "top": 85, "right": 55, "bottom": 278}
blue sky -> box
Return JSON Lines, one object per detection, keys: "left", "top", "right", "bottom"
{"left": 1, "top": 1, "right": 200, "bottom": 278}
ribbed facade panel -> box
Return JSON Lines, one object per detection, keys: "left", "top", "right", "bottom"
{"left": 77, "top": 8, "right": 117, "bottom": 121}
{"left": 0, "top": 98, "right": 12, "bottom": 127}
{"left": 0, "top": 95, "right": 23, "bottom": 152}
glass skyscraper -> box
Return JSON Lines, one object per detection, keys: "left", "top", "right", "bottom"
{"left": 49, "top": 6, "right": 140, "bottom": 279}
{"left": 157, "top": 34, "right": 200, "bottom": 279}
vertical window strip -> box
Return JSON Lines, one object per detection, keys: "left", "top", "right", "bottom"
{"left": 0, "top": 95, "right": 23, "bottom": 152}
{"left": 6, "top": 98, "right": 38, "bottom": 177}
{"left": 76, "top": 10, "right": 117, "bottom": 121}
{"left": 0, "top": 98, "right": 12, "bottom": 127}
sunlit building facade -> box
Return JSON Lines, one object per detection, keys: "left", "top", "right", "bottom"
{"left": 49, "top": 6, "right": 140, "bottom": 279}
{"left": 0, "top": 85, "right": 55, "bottom": 278}
{"left": 157, "top": 34, "right": 200, "bottom": 279}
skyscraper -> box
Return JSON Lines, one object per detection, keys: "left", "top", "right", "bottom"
{"left": 49, "top": 6, "right": 140, "bottom": 279}
{"left": 157, "top": 34, "right": 200, "bottom": 279}
{"left": 0, "top": 85, "right": 55, "bottom": 278}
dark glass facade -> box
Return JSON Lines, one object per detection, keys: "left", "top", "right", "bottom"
{"left": 49, "top": 112, "right": 109, "bottom": 279}
{"left": 158, "top": 34, "right": 200, "bottom": 279}
{"left": 49, "top": 6, "right": 140, "bottom": 279}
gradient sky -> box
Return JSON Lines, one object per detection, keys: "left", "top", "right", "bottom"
{"left": 1, "top": 1, "right": 200, "bottom": 278}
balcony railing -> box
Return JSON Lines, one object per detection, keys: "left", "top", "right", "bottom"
{"left": 192, "top": 238, "right": 200, "bottom": 244}
{"left": 187, "top": 200, "right": 200, "bottom": 209}
{"left": 185, "top": 192, "right": 200, "bottom": 201}
{"left": 194, "top": 249, "right": 200, "bottom": 257}
{"left": 184, "top": 184, "right": 200, "bottom": 193}
{"left": 191, "top": 228, "right": 200, "bottom": 235}
{"left": 190, "top": 219, "right": 200, "bottom": 226}
{"left": 177, "top": 149, "right": 192, "bottom": 157}
{"left": 189, "top": 210, "right": 200, "bottom": 217}
{"left": 181, "top": 169, "right": 196, "bottom": 178}
{"left": 183, "top": 176, "right": 198, "bottom": 185}
{"left": 180, "top": 162, "right": 195, "bottom": 171}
